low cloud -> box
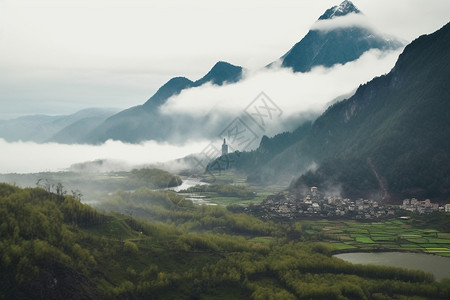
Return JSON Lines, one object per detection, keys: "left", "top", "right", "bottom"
{"left": 1, "top": 0, "right": 449, "bottom": 120}
{"left": 0, "top": 138, "right": 209, "bottom": 174}
{"left": 159, "top": 48, "right": 402, "bottom": 142}
{"left": 0, "top": 49, "right": 404, "bottom": 174}
{"left": 310, "top": 13, "right": 373, "bottom": 32}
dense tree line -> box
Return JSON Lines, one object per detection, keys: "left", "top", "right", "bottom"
{"left": 128, "top": 168, "right": 182, "bottom": 189}
{"left": 0, "top": 183, "right": 106, "bottom": 298}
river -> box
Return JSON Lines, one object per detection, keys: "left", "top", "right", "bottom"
{"left": 169, "top": 176, "right": 216, "bottom": 205}
{"left": 169, "top": 176, "right": 209, "bottom": 192}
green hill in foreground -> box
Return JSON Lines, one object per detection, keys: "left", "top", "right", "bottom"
{"left": 1, "top": 183, "right": 450, "bottom": 299}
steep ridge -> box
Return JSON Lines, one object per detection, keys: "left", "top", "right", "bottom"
{"left": 278, "top": 0, "right": 403, "bottom": 72}
{"left": 236, "top": 22, "right": 450, "bottom": 202}
{"left": 142, "top": 77, "right": 195, "bottom": 110}
{"left": 143, "top": 61, "right": 242, "bottom": 110}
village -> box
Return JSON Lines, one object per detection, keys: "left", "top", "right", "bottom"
{"left": 246, "top": 187, "right": 448, "bottom": 220}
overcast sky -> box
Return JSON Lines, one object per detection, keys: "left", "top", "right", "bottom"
{"left": 1, "top": 0, "right": 449, "bottom": 119}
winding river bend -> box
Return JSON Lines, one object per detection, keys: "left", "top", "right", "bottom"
{"left": 334, "top": 252, "right": 450, "bottom": 280}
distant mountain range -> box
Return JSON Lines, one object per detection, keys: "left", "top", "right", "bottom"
{"left": 0, "top": 1, "right": 403, "bottom": 145}
{"left": 224, "top": 21, "right": 450, "bottom": 202}
{"left": 0, "top": 108, "right": 118, "bottom": 144}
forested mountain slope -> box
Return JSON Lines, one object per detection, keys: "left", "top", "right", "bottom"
{"left": 229, "top": 22, "right": 450, "bottom": 202}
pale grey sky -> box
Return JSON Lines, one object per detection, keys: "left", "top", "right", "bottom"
{"left": 0, "top": 0, "right": 449, "bottom": 119}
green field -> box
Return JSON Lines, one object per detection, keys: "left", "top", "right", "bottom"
{"left": 181, "top": 170, "right": 283, "bottom": 206}
{"left": 300, "top": 219, "right": 450, "bottom": 257}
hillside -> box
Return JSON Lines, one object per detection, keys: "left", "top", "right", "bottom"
{"left": 2, "top": 183, "right": 449, "bottom": 299}
{"left": 290, "top": 21, "right": 450, "bottom": 201}
{"left": 226, "top": 22, "right": 450, "bottom": 202}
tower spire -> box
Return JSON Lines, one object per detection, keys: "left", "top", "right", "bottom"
{"left": 222, "top": 138, "right": 228, "bottom": 155}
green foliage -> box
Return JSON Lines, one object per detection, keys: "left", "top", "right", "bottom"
{"left": 1, "top": 183, "right": 449, "bottom": 299}
{"left": 129, "top": 168, "right": 182, "bottom": 189}
{"left": 0, "top": 167, "right": 183, "bottom": 204}
{"left": 97, "top": 188, "right": 274, "bottom": 236}
{"left": 0, "top": 183, "right": 105, "bottom": 297}
{"left": 123, "top": 240, "right": 138, "bottom": 256}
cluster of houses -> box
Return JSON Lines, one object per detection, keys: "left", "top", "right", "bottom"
{"left": 401, "top": 198, "right": 442, "bottom": 214}
{"left": 247, "top": 187, "right": 448, "bottom": 220}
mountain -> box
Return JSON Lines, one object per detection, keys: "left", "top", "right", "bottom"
{"left": 48, "top": 109, "right": 120, "bottom": 144}
{"left": 142, "top": 77, "right": 195, "bottom": 110}
{"left": 3, "top": 2, "right": 404, "bottom": 145}
{"left": 0, "top": 108, "right": 118, "bottom": 143}
{"left": 277, "top": 0, "right": 403, "bottom": 72}
{"left": 228, "top": 22, "right": 450, "bottom": 202}
{"left": 83, "top": 1, "right": 402, "bottom": 145}
{"left": 144, "top": 61, "right": 243, "bottom": 110}
{"left": 84, "top": 61, "right": 243, "bottom": 144}
{"left": 194, "top": 61, "right": 243, "bottom": 86}
{"left": 318, "top": 0, "right": 360, "bottom": 20}
{"left": 142, "top": 61, "right": 242, "bottom": 111}
{"left": 0, "top": 115, "right": 60, "bottom": 143}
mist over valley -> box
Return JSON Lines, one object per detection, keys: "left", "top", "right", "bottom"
{"left": 1, "top": 1, "right": 450, "bottom": 299}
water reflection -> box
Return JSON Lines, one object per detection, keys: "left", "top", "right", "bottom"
{"left": 334, "top": 252, "right": 450, "bottom": 280}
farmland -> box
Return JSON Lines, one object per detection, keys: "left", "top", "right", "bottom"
{"left": 301, "top": 219, "right": 450, "bottom": 257}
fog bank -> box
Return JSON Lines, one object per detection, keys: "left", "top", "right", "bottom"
{"left": 0, "top": 139, "right": 209, "bottom": 174}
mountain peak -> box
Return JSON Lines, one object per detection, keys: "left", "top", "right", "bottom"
{"left": 278, "top": 0, "right": 402, "bottom": 73}
{"left": 211, "top": 61, "right": 236, "bottom": 70}
{"left": 318, "top": 0, "right": 361, "bottom": 20}
{"left": 195, "top": 61, "right": 243, "bottom": 86}
{"left": 143, "top": 76, "right": 194, "bottom": 109}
